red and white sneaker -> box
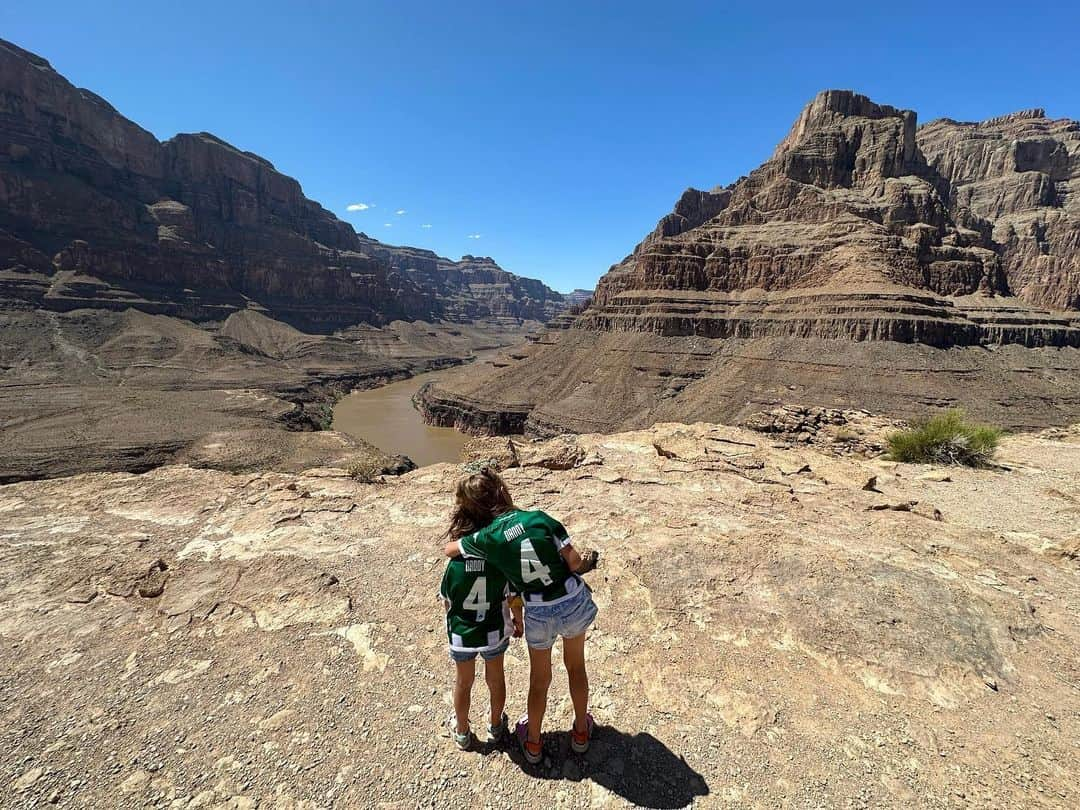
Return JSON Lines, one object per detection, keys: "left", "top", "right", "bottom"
{"left": 570, "top": 713, "right": 594, "bottom": 754}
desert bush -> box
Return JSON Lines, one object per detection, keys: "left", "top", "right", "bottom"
{"left": 886, "top": 410, "right": 1001, "bottom": 467}
{"left": 347, "top": 459, "right": 383, "bottom": 483}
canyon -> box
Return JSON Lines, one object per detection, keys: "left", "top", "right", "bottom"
{"left": 1, "top": 31, "right": 1079, "bottom": 810}
{"left": 420, "top": 91, "right": 1080, "bottom": 437}
{"left": 0, "top": 38, "right": 565, "bottom": 331}
{"left": 0, "top": 38, "right": 564, "bottom": 482}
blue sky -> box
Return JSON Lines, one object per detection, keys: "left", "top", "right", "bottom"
{"left": 4, "top": 2, "right": 1078, "bottom": 292}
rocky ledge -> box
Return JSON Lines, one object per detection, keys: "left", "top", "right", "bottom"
{"left": 0, "top": 421, "right": 1077, "bottom": 807}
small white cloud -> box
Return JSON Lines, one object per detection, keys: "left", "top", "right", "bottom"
{"left": 383, "top": 223, "right": 392, "bottom": 227}
{"left": 346, "top": 203, "right": 371, "bottom": 212}
{"left": 395, "top": 209, "right": 407, "bottom": 215}
{"left": 421, "top": 223, "right": 432, "bottom": 229}
{"left": 467, "top": 233, "right": 482, "bottom": 239}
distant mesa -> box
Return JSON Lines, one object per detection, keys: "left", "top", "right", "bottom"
{"left": 420, "top": 89, "right": 1080, "bottom": 434}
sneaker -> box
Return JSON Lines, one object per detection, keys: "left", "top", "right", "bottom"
{"left": 447, "top": 713, "right": 475, "bottom": 751}
{"left": 488, "top": 713, "right": 509, "bottom": 742}
{"left": 570, "top": 713, "right": 594, "bottom": 754}
{"left": 515, "top": 716, "right": 543, "bottom": 764}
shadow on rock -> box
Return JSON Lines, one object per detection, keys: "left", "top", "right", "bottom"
{"left": 506, "top": 724, "right": 709, "bottom": 809}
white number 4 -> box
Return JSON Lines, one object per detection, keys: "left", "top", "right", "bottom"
{"left": 520, "top": 539, "right": 553, "bottom": 585}
{"left": 463, "top": 577, "right": 490, "bottom": 622}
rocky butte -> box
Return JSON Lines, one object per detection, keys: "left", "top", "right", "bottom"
{"left": 419, "top": 91, "right": 1080, "bottom": 436}
{"left": 0, "top": 38, "right": 565, "bottom": 481}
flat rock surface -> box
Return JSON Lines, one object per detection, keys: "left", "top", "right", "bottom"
{"left": 1, "top": 424, "right": 1077, "bottom": 807}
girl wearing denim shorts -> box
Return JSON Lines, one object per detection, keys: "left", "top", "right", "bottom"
{"left": 444, "top": 468, "right": 598, "bottom": 764}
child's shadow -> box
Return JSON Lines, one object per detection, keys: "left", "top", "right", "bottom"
{"left": 491, "top": 724, "right": 710, "bottom": 809}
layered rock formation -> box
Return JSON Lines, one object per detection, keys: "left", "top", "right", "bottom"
{"left": 0, "top": 38, "right": 566, "bottom": 481}
{"left": 1, "top": 423, "right": 1077, "bottom": 806}
{"left": 422, "top": 91, "right": 1080, "bottom": 435}
{"left": 918, "top": 109, "right": 1080, "bottom": 312}
{"left": 562, "top": 288, "right": 593, "bottom": 308}
{"left": 0, "top": 38, "right": 563, "bottom": 331}
{"left": 356, "top": 239, "right": 564, "bottom": 323}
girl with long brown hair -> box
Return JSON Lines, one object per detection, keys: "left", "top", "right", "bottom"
{"left": 440, "top": 469, "right": 523, "bottom": 750}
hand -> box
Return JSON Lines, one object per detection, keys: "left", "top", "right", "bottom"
{"left": 512, "top": 616, "right": 524, "bottom": 638}
{"left": 577, "top": 549, "right": 600, "bottom": 575}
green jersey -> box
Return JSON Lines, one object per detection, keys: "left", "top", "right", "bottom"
{"left": 440, "top": 556, "right": 513, "bottom": 652}
{"left": 459, "top": 509, "right": 579, "bottom": 605}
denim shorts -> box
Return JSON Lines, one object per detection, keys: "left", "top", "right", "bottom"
{"left": 524, "top": 585, "right": 598, "bottom": 650}
{"left": 449, "top": 637, "right": 510, "bottom": 664}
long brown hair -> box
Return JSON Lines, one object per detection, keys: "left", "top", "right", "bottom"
{"left": 447, "top": 468, "right": 516, "bottom": 540}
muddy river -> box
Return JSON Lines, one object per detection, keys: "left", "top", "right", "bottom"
{"left": 332, "top": 364, "right": 473, "bottom": 467}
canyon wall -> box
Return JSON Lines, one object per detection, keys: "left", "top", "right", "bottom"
{"left": 0, "top": 39, "right": 563, "bottom": 332}
{"left": 421, "top": 91, "right": 1080, "bottom": 434}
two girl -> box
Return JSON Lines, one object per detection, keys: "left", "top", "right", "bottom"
{"left": 441, "top": 468, "right": 597, "bottom": 763}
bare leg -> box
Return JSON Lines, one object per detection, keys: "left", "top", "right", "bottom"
{"left": 563, "top": 633, "right": 589, "bottom": 734}
{"left": 453, "top": 658, "right": 476, "bottom": 734}
{"left": 526, "top": 644, "right": 553, "bottom": 744}
{"left": 484, "top": 654, "right": 506, "bottom": 727}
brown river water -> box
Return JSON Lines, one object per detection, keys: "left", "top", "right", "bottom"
{"left": 331, "top": 364, "right": 473, "bottom": 467}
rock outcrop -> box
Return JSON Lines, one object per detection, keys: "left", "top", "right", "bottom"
{"left": 0, "top": 39, "right": 563, "bottom": 331}
{"left": 1, "top": 423, "right": 1077, "bottom": 806}
{"left": 918, "top": 109, "right": 1080, "bottom": 312}
{"left": 356, "top": 240, "right": 565, "bottom": 323}
{"left": 422, "top": 91, "right": 1080, "bottom": 434}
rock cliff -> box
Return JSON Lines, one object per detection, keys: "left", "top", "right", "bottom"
{"left": 1, "top": 422, "right": 1077, "bottom": 806}
{"left": 355, "top": 240, "right": 564, "bottom": 323}
{"left": 422, "top": 91, "right": 1080, "bottom": 435}
{"left": 918, "top": 109, "right": 1080, "bottom": 312}
{"left": 0, "top": 39, "right": 563, "bottom": 331}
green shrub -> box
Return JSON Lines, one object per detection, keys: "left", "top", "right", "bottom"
{"left": 886, "top": 410, "right": 1002, "bottom": 467}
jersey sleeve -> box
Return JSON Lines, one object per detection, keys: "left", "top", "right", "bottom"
{"left": 458, "top": 530, "right": 489, "bottom": 559}
{"left": 540, "top": 512, "right": 573, "bottom": 549}
{"left": 438, "top": 563, "right": 453, "bottom": 609}
{"left": 438, "top": 564, "right": 450, "bottom": 599}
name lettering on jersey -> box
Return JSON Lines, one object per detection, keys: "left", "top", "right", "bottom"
{"left": 503, "top": 523, "right": 525, "bottom": 542}
{"left": 465, "top": 559, "right": 485, "bottom": 573}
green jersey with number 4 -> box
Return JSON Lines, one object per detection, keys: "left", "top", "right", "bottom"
{"left": 440, "top": 556, "right": 513, "bottom": 652}
{"left": 459, "top": 509, "right": 576, "bottom": 604}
